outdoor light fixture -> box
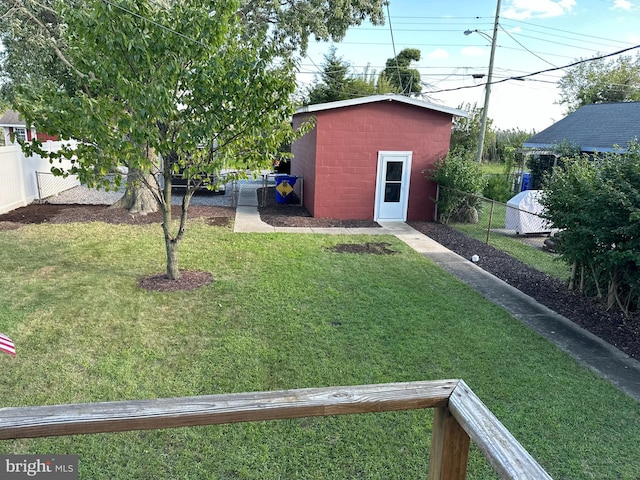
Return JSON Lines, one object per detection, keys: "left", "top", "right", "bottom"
{"left": 464, "top": 29, "right": 492, "bottom": 42}
{"left": 465, "top": 0, "right": 501, "bottom": 163}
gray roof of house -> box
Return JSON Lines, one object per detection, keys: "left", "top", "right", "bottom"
{"left": 523, "top": 102, "right": 640, "bottom": 153}
{"left": 0, "top": 110, "right": 26, "bottom": 127}
{"left": 294, "top": 94, "right": 468, "bottom": 118}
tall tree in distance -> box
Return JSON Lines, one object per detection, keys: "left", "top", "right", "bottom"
{"left": 381, "top": 48, "right": 422, "bottom": 96}
{"left": 558, "top": 53, "right": 640, "bottom": 113}
{"left": 449, "top": 102, "right": 495, "bottom": 161}
{"left": 306, "top": 48, "right": 355, "bottom": 104}
{"left": 355, "top": 64, "right": 397, "bottom": 95}
{"left": 305, "top": 48, "right": 397, "bottom": 105}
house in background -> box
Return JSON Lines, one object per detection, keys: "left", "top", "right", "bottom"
{"left": 0, "top": 110, "right": 76, "bottom": 214}
{"left": 524, "top": 102, "right": 640, "bottom": 153}
{"left": 0, "top": 109, "right": 58, "bottom": 145}
{"left": 522, "top": 102, "right": 640, "bottom": 190}
{"left": 291, "top": 95, "right": 467, "bottom": 222}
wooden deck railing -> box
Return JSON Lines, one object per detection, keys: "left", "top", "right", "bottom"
{"left": 0, "top": 379, "right": 551, "bottom": 479}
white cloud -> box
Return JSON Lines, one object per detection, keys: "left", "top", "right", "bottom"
{"left": 613, "top": 0, "right": 633, "bottom": 10}
{"left": 461, "top": 46, "right": 486, "bottom": 57}
{"left": 428, "top": 48, "right": 449, "bottom": 60}
{"left": 503, "top": 0, "right": 576, "bottom": 20}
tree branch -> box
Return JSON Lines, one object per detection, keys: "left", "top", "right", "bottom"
{"left": 1, "top": 5, "right": 18, "bottom": 19}
{"left": 10, "top": 0, "right": 88, "bottom": 79}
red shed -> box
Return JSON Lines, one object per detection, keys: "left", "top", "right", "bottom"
{"left": 291, "top": 95, "right": 467, "bottom": 222}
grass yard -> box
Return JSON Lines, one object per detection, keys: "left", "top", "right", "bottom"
{"left": 449, "top": 201, "right": 570, "bottom": 282}
{"left": 480, "top": 162, "right": 508, "bottom": 175}
{"left": 0, "top": 220, "right": 638, "bottom": 479}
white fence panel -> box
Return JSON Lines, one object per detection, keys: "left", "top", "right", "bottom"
{"left": 0, "top": 145, "right": 28, "bottom": 214}
{"left": 0, "top": 141, "right": 79, "bottom": 214}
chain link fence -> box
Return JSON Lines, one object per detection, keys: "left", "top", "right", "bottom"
{"left": 435, "top": 185, "right": 554, "bottom": 248}
{"left": 39, "top": 172, "right": 240, "bottom": 207}
{"left": 35, "top": 171, "right": 80, "bottom": 200}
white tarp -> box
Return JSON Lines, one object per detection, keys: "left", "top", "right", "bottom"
{"left": 505, "top": 190, "right": 552, "bottom": 234}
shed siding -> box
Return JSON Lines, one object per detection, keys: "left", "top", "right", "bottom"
{"left": 291, "top": 113, "right": 318, "bottom": 216}
{"left": 295, "top": 101, "right": 452, "bottom": 220}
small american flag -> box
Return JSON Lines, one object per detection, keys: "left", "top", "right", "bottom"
{"left": 0, "top": 333, "right": 16, "bottom": 357}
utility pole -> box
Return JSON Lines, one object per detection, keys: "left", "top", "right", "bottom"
{"left": 475, "top": 0, "right": 501, "bottom": 163}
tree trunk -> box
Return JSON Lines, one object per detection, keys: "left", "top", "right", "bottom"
{"left": 568, "top": 262, "right": 577, "bottom": 291}
{"left": 161, "top": 193, "right": 181, "bottom": 280}
{"left": 165, "top": 236, "right": 180, "bottom": 280}
{"left": 111, "top": 167, "right": 159, "bottom": 214}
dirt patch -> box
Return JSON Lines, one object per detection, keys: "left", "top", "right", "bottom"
{"left": 0, "top": 203, "right": 235, "bottom": 227}
{"left": 0, "top": 221, "right": 21, "bottom": 231}
{"left": 137, "top": 271, "right": 213, "bottom": 292}
{"left": 409, "top": 221, "right": 640, "bottom": 361}
{"left": 328, "top": 242, "right": 396, "bottom": 255}
{"left": 258, "top": 187, "right": 379, "bottom": 228}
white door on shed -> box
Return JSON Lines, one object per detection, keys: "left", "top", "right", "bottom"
{"left": 374, "top": 151, "right": 412, "bottom": 221}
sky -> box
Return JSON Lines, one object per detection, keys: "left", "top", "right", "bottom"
{"left": 296, "top": 0, "right": 640, "bottom": 132}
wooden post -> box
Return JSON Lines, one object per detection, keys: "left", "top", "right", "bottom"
{"left": 427, "top": 406, "right": 470, "bottom": 480}
{"left": 486, "top": 200, "right": 495, "bottom": 244}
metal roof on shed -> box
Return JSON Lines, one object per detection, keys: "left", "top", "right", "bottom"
{"left": 295, "top": 94, "right": 468, "bottom": 118}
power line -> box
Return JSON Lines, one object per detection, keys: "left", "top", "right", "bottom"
{"left": 506, "top": 17, "right": 639, "bottom": 44}
{"left": 385, "top": 3, "right": 404, "bottom": 94}
{"left": 426, "top": 44, "right": 640, "bottom": 94}
{"left": 500, "top": 21, "right": 634, "bottom": 49}
{"left": 509, "top": 32, "right": 609, "bottom": 53}
{"left": 499, "top": 25, "right": 557, "bottom": 68}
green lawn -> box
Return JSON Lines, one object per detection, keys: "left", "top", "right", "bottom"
{"left": 450, "top": 201, "right": 570, "bottom": 282}
{"left": 0, "top": 220, "right": 638, "bottom": 479}
{"left": 481, "top": 162, "right": 508, "bottom": 175}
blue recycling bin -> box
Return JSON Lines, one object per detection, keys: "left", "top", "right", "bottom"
{"left": 521, "top": 172, "right": 532, "bottom": 191}
{"left": 275, "top": 175, "right": 297, "bottom": 203}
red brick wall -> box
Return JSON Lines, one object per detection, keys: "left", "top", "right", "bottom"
{"left": 293, "top": 101, "right": 452, "bottom": 220}
{"left": 291, "top": 114, "right": 318, "bottom": 216}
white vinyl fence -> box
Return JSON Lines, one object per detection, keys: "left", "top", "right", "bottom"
{"left": 0, "top": 141, "right": 79, "bottom": 214}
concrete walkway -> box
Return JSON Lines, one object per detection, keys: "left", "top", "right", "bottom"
{"left": 234, "top": 182, "right": 640, "bottom": 402}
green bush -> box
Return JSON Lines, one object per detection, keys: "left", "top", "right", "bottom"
{"left": 483, "top": 175, "right": 512, "bottom": 202}
{"left": 427, "top": 150, "right": 485, "bottom": 223}
{"left": 541, "top": 142, "right": 640, "bottom": 317}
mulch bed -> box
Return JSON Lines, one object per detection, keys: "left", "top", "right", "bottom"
{"left": 408, "top": 221, "right": 640, "bottom": 361}
{"left": 137, "top": 271, "right": 213, "bottom": 292}
{"left": 0, "top": 203, "right": 234, "bottom": 228}
{"left": 257, "top": 187, "right": 379, "bottom": 228}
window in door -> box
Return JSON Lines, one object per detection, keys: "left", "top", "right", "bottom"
{"left": 384, "top": 161, "right": 403, "bottom": 202}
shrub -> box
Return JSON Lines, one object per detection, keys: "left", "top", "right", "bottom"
{"left": 541, "top": 142, "right": 640, "bottom": 317}
{"left": 483, "top": 175, "right": 512, "bottom": 202}
{"left": 427, "top": 150, "right": 485, "bottom": 223}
